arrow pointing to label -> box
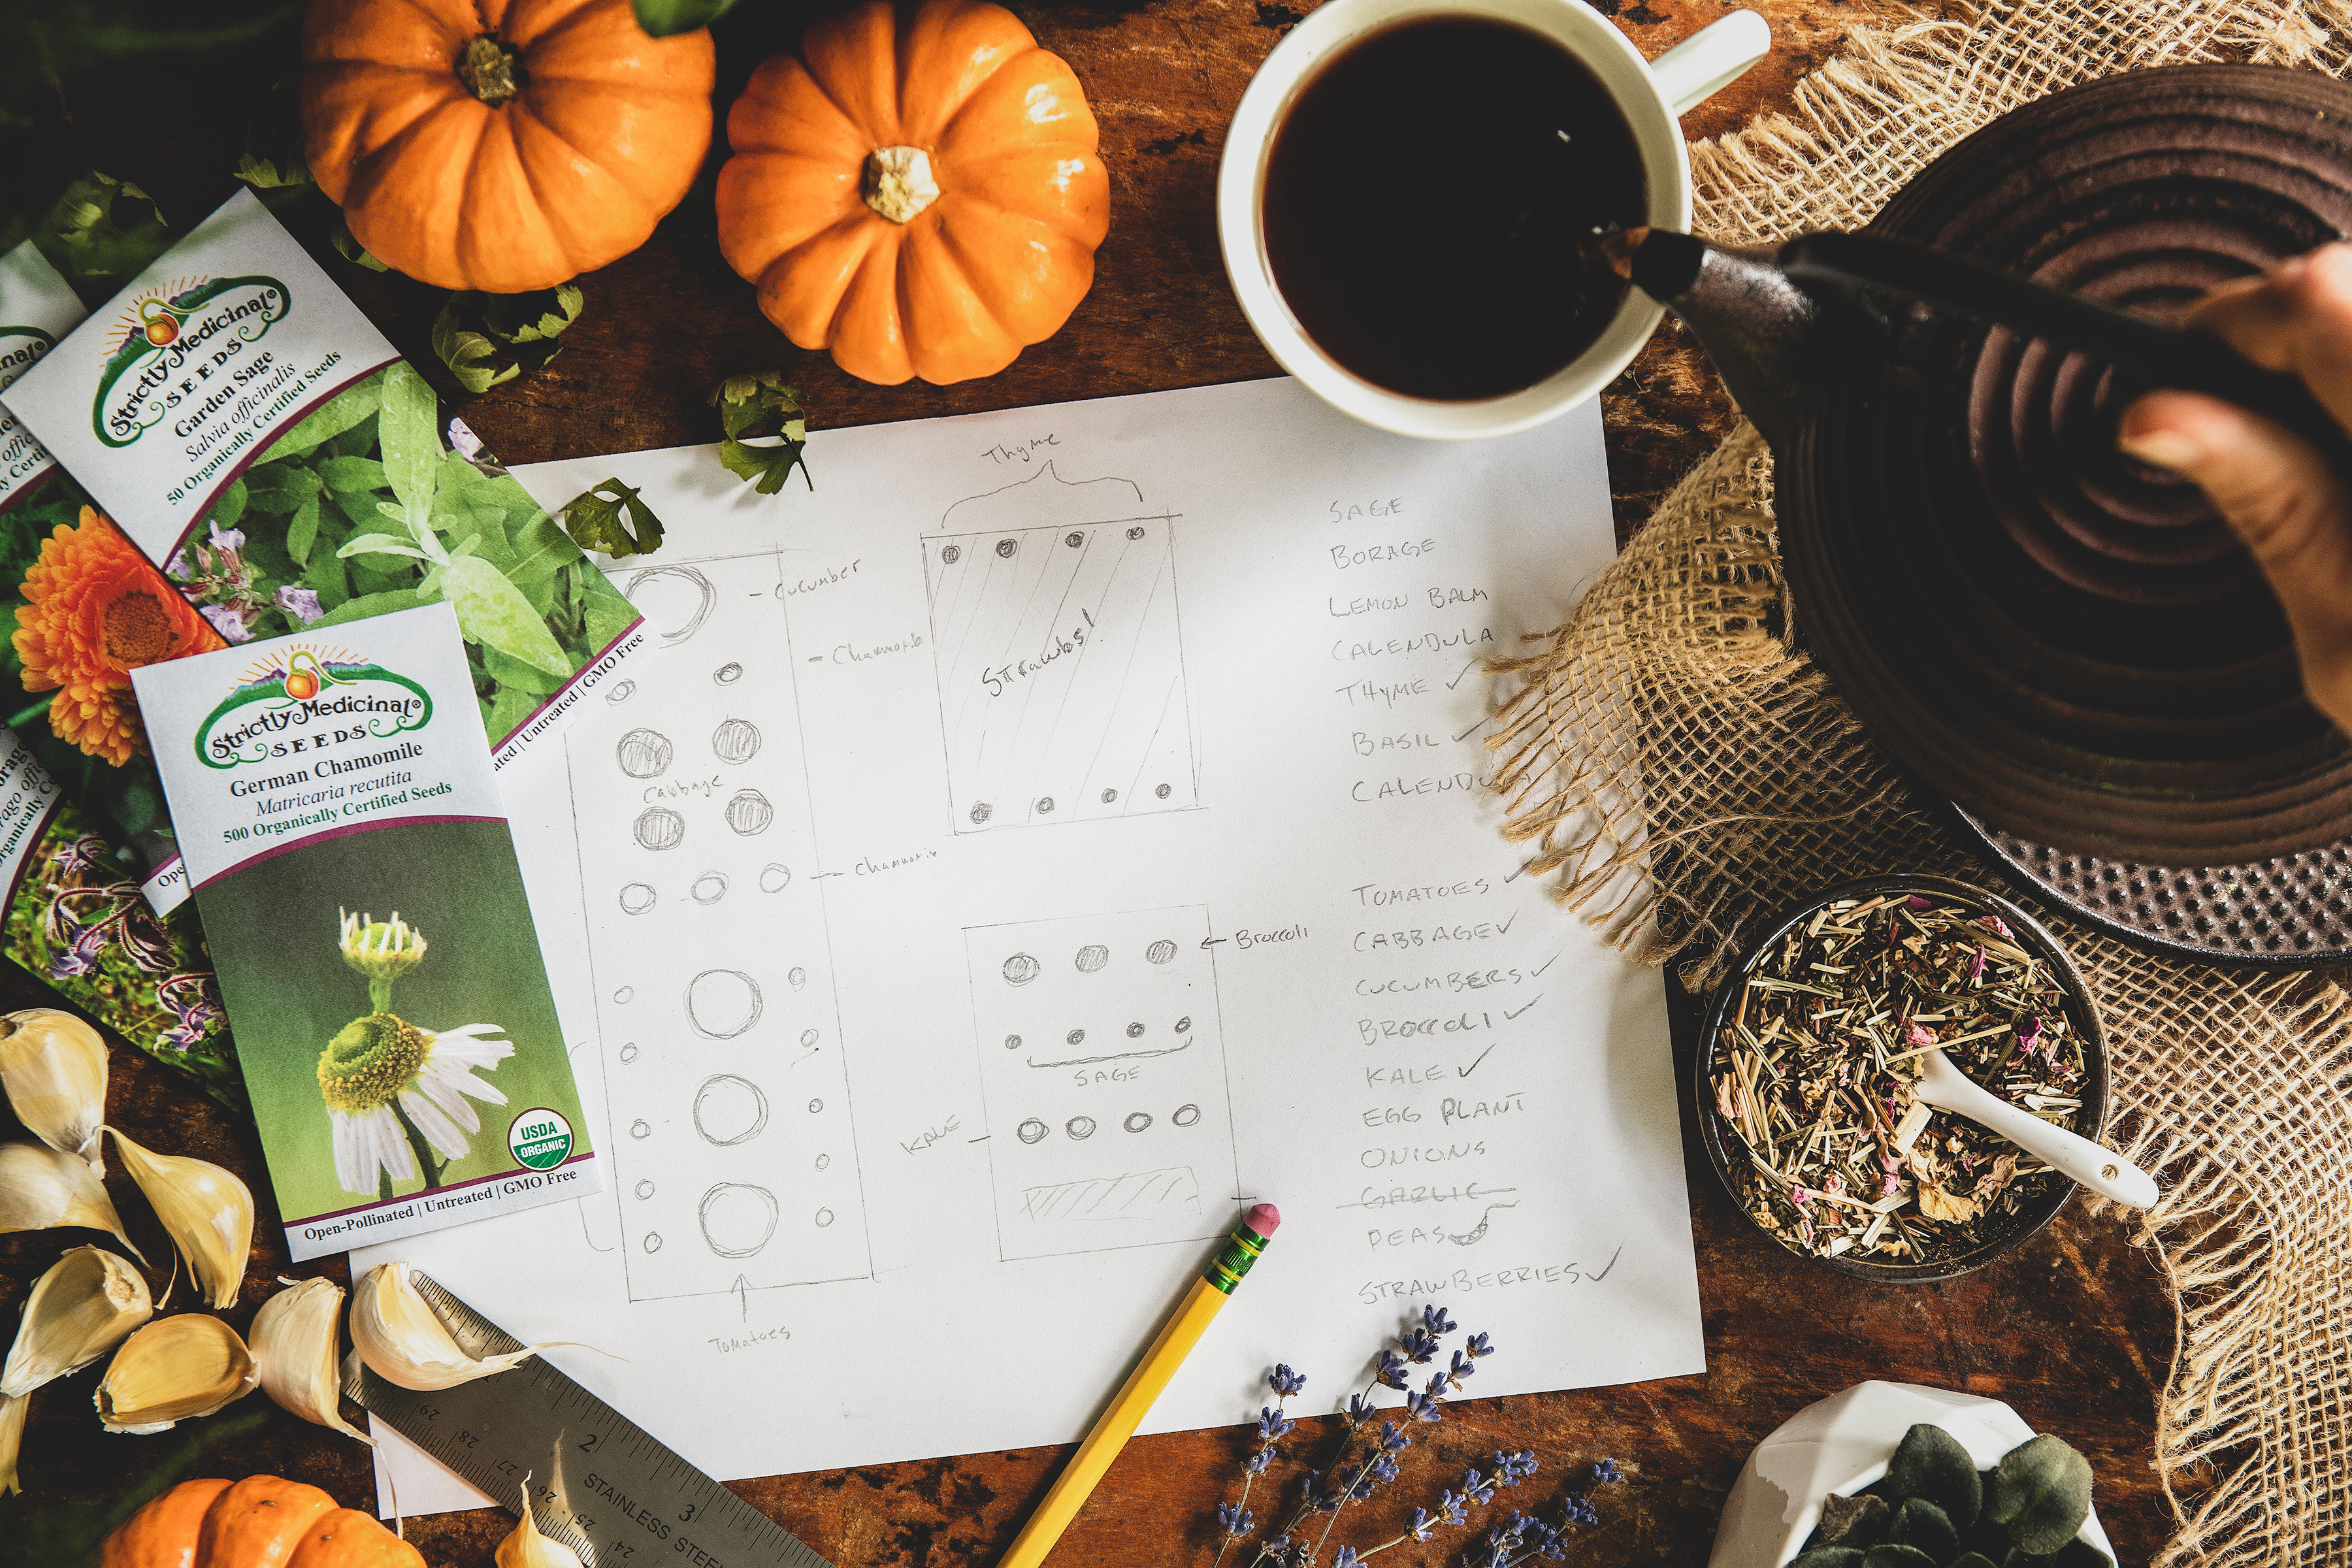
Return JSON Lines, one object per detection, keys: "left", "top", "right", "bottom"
{"left": 731, "top": 1274, "right": 751, "bottom": 1322}
{"left": 1201, "top": 935, "right": 1228, "bottom": 948}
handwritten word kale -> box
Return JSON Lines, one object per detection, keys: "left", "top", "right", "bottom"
{"left": 561, "top": 478, "right": 667, "bottom": 561}
{"left": 431, "top": 283, "right": 587, "bottom": 393}
{"left": 1791, "top": 1424, "right": 2111, "bottom": 1568}
{"left": 712, "top": 372, "right": 812, "bottom": 495}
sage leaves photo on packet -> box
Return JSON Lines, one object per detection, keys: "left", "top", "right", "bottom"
{"left": 2, "top": 189, "right": 653, "bottom": 774}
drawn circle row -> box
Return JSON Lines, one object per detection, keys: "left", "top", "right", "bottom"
{"left": 1017, "top": 1104, "right": 1201, "bottom": 1143}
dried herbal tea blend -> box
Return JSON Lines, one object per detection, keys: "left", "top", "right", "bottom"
{"left": 1709, "top": 891, "right": 2087, "bottom": 1266}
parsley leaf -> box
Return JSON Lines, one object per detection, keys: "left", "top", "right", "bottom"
{"left": 430, "top": 284, "right": 587, "bottom": 391}
{"left": 711, "top": 372, "right": 812, "bottom": 496}
{"left": 561, "top": 478, "right": 666, "bottom": 560}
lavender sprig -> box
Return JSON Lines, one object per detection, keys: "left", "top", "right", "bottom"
{"left": 1211, "top": 1364, "right": 1305, "bottom": 1567}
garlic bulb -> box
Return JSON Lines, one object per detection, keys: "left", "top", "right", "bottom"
{"left": 93, "top": 1313, "right": 257, "bottom": 1433}
{"left": 1, "top": 1245, "right": 152, "bottom": 1399}
{"left": 105, "top": 1128, "right": 251, "bottom": 1310}
{"left": 0, "top": 1009, "right": 108, "bottom": 1171}
{"left": 252, "top": 1275, "right": 368, "bottom": 1443}
{"left": 0, "top": 1139, "right": 142, "bottom": 1260}
{"left": 497, "top": 1481, "right": 585, "bottom": 1568}
{"left": 351, "top": 1262, "right": 542, "bottom": 1390}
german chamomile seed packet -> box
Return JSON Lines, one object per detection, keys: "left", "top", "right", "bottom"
{"left": 131, "top": 601, "right": 598, "bottom": 1258}
{"left": 2, "top": 189, "right": 652, "bottom": 775}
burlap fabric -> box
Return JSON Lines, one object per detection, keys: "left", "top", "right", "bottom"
{"left": 1488, "top": 4, "right": 2352, "bottom": 1562}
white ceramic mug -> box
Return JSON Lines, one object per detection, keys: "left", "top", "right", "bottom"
{"left": 1218, "top": 0, "right": 1771, "bottom": 440}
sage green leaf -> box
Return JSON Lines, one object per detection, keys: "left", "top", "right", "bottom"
{"left": 1788, "top": 1552, "right": 1863, "bottom": 1568}
{"left": 582, "top": 578, "right": 640, "bottom": 653}
{"left": 316, "top": 456, "right": 387, "bottom": 495}
{"left": 440, "top": 555, "right": 573, "bottom": 678}
{"left": 304, "top": 551, "right": 350, "bottom": 614}
{"left": 210, "top": 478, "right": 248, "bottom": 533}
{"left": 241, "top": 461, "right": 320, "bottom": 512}
{"left": 233, "top": 152, "right": 310, "bottom": 190}
{"left": 1887, "top": 1425, "right": 1981, "bottom": 1531}
{"left": 561, "top": 478, "right": 664, "bottom": 559}
{"left": 483, "top": 682, "right": 543, "bottom": 742}
{"left": 287, "top": 496, "right": 322, "bottom": 568}
{"left": 431, "top": 301, "right": 519, "bottom": 395}
{"left": 265, "top": 376, "right": 379, "bottom": 463}
{"left": 1887, "top": 1498, "right": 1955, "bottom": 1562}
{"left": 634, "top": 0, "right": 739, "bottom": 33}
{"left": 508, "top": 508, "right": 585, "bottom": 586}
{"left": 1859, "top": 1548, "right": 1936, "bottom": 1568}
{"left": 310, "top": 591, "right": 425, "bottom": 630}
{"left": 337, "top": 534, "right": 431, "bottom": 562}
{"left": 1984, "top": 1435, "right": 2093, "bottom": 1556}
{"left": 331, "top": 222, "right": 389, "bottom": 272}
{"left": 483, "top": 644, "right": 563, "bottom": 696}
{"left": 376, "top": 363, "right": 444, "bottom": 524}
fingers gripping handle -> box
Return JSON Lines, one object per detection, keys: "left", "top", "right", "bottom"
{"left": 1649, "top": 9, "right": 1772, "bottom": 116}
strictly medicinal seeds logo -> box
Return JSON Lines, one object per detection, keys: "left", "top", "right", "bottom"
{"left": 0, "top": 325, "right": 54, "bottom": 391}
{"left": 195, "top": 644, "right": 433, "bottom": 768}
{"left": 91, "top": 273, "right": 290, "bottom": 448}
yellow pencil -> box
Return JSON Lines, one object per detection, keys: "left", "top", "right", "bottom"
{"left": 998, "top": 1203, "right": 1282, "bottom": 1568}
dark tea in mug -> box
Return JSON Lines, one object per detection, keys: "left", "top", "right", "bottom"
{"left": 1262, "top": 16, "right": 1648, "bottom": 402}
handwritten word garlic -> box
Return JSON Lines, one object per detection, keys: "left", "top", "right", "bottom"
{"left": 497, "top": 1480, "right": 585, "bottom": 1568}
{"left": 105, "top": 1128, "right": 252, "bottom": 1310}
{"left": 2, "top": 1245, "right": 151, "bottom": 1398}
{"left": 94, "top": 1313, "right": 257, "bottom": 1433}
{"left": 252, "top": 1275, "right": 368, "bottom": 1443}
{"left": 351, "top": 1262, "right": 546, "bottom": 1390}
{"left": 0, "top": 1139, "right": 142, "bottom": 1259}
{"left": 0, "top": 1009, "right": 108, "bottom": 1171}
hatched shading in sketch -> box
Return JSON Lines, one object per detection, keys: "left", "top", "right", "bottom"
{"left": 924, "top": 463, "right": 1198, "bottom": 833}
{"left": 967, "top": 905, "right": 1238, "bottom": 1260}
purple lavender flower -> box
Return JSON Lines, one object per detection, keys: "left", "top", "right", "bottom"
{"left": 1592, "top": 1458, "right": 1622, "bottom": 1486}
{"left": 1243, "top": 1448, "right": 1274, "bottom": 1476}
{"left": 1268, "top": 1363, "right": 1307, "bottom": 1397}
{"left": 1561, "top": 1494, "right": 1600, "bottom": 1528}
{"left": 1375, "top": 1350, "right": 1411, "bottom": 1390}
{"left": 1368, "top": 1454, "right": 1400, "bottom": 1486}
{"left": 276, "top": 583, "right": 325, "bottom": 625}
{"left": 1495, "top": 1451, "right": 1539, "bottom": 1486}
{"left": 1439, "top": 1490, "right": 1469, "bottom": 1527}
{"left": 1409, "top": 1507, "right": 1436, "bottom": 1543}
{"left": 1420, "top": 1303, "right": 1458, "bottom": 1336}
{"left": 1346, "top": 1392, "right": 1378, "bottom": 1426}
{"left": 1376, "top": 1422, "right": 1410, "bottom": 1454}
{"left": 200, "top": 604, "right": 254, "bottom": 644}
{"left": 1446, "top": 1349, "right": 1477, "bottom": 1390}
{"left": 1463, "top": 1331, "right": 1494, "bottom": 1358}
{"left": 1331, "top": 1548, "right": 1360, "bottom": 1568}
{"left": 1257, "top": 1406, "right": 1296, "bottom": 1442}
{"left": 1215, "top": 1502, "right": 1254, "bottom": 1538}
{"left": 1403, "top": 1388, "right": 1443, "bottom": 1424}
{"left": 1462, "top": 1468, "right": 1496, "bottom": 1505}
{"left": 1399, "top": 1326, "right": 1442, "bottom": 1364}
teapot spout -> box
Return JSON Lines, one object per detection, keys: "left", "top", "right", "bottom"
{"left": 1615, "top": 228, "right": 1825, "bottom": 452}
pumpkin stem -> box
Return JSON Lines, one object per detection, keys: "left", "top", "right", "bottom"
{"left": 864, "top": 146, "right": 941, "bottom": 223}
{"left": 457, "top": 35, "right": 523, "bottom": 106}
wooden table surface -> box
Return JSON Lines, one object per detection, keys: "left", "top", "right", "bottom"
{"left": 1, "top": 1, "right": 2182, "bottom": 1564}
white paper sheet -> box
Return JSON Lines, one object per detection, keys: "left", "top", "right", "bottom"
{"left": 359, "top": 377, "right": 1702, "bottom": 1516}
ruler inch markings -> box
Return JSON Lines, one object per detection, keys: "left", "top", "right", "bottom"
{"left": 343, "top": 1271, "right": 830, "bottom": 1568}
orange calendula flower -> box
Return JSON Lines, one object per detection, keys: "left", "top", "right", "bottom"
{"left": 14, "top": 508, "right": 221, "bottom": 764}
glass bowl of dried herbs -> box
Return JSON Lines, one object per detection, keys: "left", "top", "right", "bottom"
{"left": 1694, "top": 874, "right": 2109, "bottom": 1283}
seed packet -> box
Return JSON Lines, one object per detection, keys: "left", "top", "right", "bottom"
{"left": 3, "top": 189, "right": 651, "bottom": 777}
{"left": 0, "top": 240, "right": 239, "bottom": 1108}
{"left": 131, "top": 601, "right": 598, "bottom": 1258}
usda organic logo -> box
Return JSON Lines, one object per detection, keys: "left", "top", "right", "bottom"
{"left": 508, "top": 1108, "right": 573, "bottom": 1170}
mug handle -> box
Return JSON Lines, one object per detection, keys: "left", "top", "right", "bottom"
{"left": 1647, "top": 8, "right": 1771, "bottom": 116}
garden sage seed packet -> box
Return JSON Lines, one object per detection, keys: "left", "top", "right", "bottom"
{"left": 0, "top": 239, "right": 240, "bottom": 1108}
{"left": 2, "top": 188, "right": 654, "bottom": 779}
{"left": 132, "top": 600, "right": 598, "bottom": 1258}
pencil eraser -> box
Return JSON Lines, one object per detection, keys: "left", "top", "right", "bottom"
{"left": 1245, "top": 1202, "right": 1281, "bottom": 1237}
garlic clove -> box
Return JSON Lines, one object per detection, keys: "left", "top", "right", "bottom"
{"left": 497, "top": 1480, "right": 585, "bottom": 1568}
{"left": 0, "top": 1139, "right": 144, "bottom": 1261}
{"left": 0, "top": 1391, "right": 24, "bottom": 1495}
{"left": 105, "top": 1127, "right": 252, "bottom": 1310}
{"left": 0, "top": 1009, "right": 108, "bottom": 1172}
{"left": 1, "top": 1244, "right": 152, "bottom": 1398}
{"left": 350, "top": 1262, "right": 542, "bottom": 1390}
{"left": 252, "top": 1275, "right": 368, "bottom": 1444}
{"left": 93, "top": 1313, "right": 257, "bottom": 1433}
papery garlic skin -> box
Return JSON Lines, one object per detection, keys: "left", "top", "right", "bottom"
{"left": 497, "top": 1480, "right": 585, "bottom": 1568}
{"left": 0, "top": 1391, "right": 24, "bottom": 1494}
{"left": 104, "top": 1128, "right": 252, "bottom": 1310}
{"left": 252, "top": 1275, "right": 368, "bottom": 1443}
{"left": 0, "top": 1010, "right": 108, "bottom": 1172}
{"left": 1, "top": 1245, "right": 152, "bottom": 1398}
{"left": 351, "top": 1262, "right": 540, "bottom": 1390}
{"left": 93, "top": 1313, "right": 257, "bottom": 1433}
{"left": 0, "top": 1139, "right": 143, "bottom": 1260}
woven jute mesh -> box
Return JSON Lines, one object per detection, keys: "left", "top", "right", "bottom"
{"left": 1491, "top": 3, "right": 2352, "bottom": 1561}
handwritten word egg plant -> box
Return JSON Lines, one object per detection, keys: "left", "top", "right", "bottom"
{"left": 717, "top": 0, "right": 1111, "bottom": 384}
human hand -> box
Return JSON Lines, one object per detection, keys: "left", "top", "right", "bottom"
{"left": 2118, "top": 242, "right": 2352, "bottom": 733}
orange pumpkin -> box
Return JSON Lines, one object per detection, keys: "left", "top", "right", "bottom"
{"left": 716, "top": 0, "right": 1111, "bottom": 385}
{"left": 99, "top": 1476, "right": 425, "bottom": 1568}
{"left": 301, "top": 0, "right": 716, "bottom": 293}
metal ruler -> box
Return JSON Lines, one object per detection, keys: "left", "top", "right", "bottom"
{"left": 342, "top": 1270, "right": 834, "bottom": 1568}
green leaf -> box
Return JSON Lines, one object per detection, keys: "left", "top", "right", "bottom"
{"left": 32, "top": 171, "right": 172, "bottom": 291}
{"left": 1888, "top": 1424, "right": 1982, "bottom": 1531}
{"left": 711, "top": 370, "right": 805, "bottom": 439}
{"left": 480, "top": 282, "right": 585, "bottom": 345}
{"left": 240, "top": 461, "right": 319, "bottom": 512}
{"left": 719, "top": 436, "right": 812, "bottom": 496}
{"left": 633, "top": 0, "right": 740, "bottom": 35}
{"left": 483, "top": 681, "right": 544, "bottom": 742}
{"left": 1887, "top": 1498, "right": 1955, "bottom": 1563}
{"left": 304, "top": 549, "right": 351, "bottom": 614}
{"left": 581, "top": 577, "right": 640, "bottom": 653}
{"left": 376, "top": 363, "right": 444, "bottom": 525}
{"left": 440, "top": 555, "right": 574, "bottom": 678}
{"left": 210, "top": 478, "right": 248, "bottom": 533}
{"left": 336, "top": 533, "right": 429, "bottom": 563}
{"left": 316, "top": 456, "right": 388, "bottom": 495}
{"left": 267, "top": 376, "right": 380, "bottom": 463}
{"left": 431, "top": 301, "right": 520, "bottom": 395}
{"left": 561, "top": 478, "right": 665, "bottom": 559}
{"left": 287, "top": 495, "right": 321, "bottom": 568}
{"left": 483, "top": 644, "right": 563, "bottom": 696}
{"left": 309, "top": 590, "right": 425, "bottom": 630}
{"left": 1984, "top": 1435, "right": 2093, "bottom": 1556}
{"left": 331, "top": 221, "right": 389, "bottom": 272}
{"left": 233, "top": 151, "right": 310, "bottom": 189}
{"left": 508, "top": 508, "right": 587, "bottom": 586}
{"left": 1859, "top": 1549, "right": 1936, "bottom": 1568}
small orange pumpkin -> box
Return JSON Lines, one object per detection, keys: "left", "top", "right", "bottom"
{"left": 716, "top": 0, "right": 1111, "bottom": 385}
{"left": 302, "top": 0, "right": 717, "bottom": 293}
{"left": 99, "top": 1476, "right": 425, "bottom": 1568}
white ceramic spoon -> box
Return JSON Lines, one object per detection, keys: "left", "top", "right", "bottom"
{"left": 1914, "top": 1047, "right": 2159, "bottom": 1209}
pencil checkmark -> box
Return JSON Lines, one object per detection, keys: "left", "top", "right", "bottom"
{"left": 1586, "top": 1244, "right": 1624, "bottom": 1282}
{"left": 1445, "top": 655, "right": 1483, "bottom": 691}
{"left": 1504, "top": 996, "right": 1541, "bottom": 1021}
{"left": 1458, "top": 1043, "right": 1499, "bottom": 1078}
{"left": 1495, "top": 912, "right": 1518, "bottom": 935}
{"left": 1453, "top": 716, "right": 1489, "bottom": 743}
{"left": 1530, "top": 951, "right": 1561, "bottom": 978}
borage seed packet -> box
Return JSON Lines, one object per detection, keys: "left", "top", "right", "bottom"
{"left": 132, "top": 601, "right": 598, "bottom": 1258}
